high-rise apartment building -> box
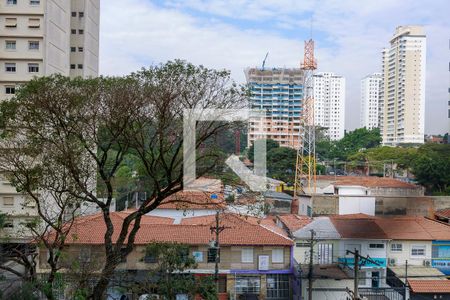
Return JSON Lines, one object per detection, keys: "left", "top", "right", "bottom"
{"left": 380, "top": 26, "right": 426, "bottom": 145}
{"left": 360, "top": 73, "right": 382, "bottom": 129}
{"left": 245, "top": 68, "right": 303, "bottom": 148}
{"left": 313, "top": 72, "right": 346, "bottom": 140}
{"left": 0, "top": 0, "right": 100, "bottom": 100}
{"left": 0, "top": 0, "right": 99, "bottom": 242}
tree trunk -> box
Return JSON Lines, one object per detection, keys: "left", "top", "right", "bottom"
{"left": 89, "top": 256, "right": 118, "bottom": 300}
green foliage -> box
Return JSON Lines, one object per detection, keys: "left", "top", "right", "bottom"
{"left": 266, "top": 146, "right": 296, "bottom": 183}
{"left": 247, "top": 139, "right": 280, "bottom": 162}
{"left": 411, "top": 144, "right": 450, "bottom": 194}
{"left": 328, "top": 128, "right": 382, "bottom": 160}
{"left": 144, "top": 243, "right": 217, "bottom": 299}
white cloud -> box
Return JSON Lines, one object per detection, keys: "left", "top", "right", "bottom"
{"left": 99, "top": 0, "right": 450, "bottom": 134}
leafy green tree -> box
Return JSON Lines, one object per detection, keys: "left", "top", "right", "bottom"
{"left": 411, "top": 144, "right": 450, "bottom": 195}
{"left": 247, "top": 139, "right": 279, "bottom": 162}
{"left": 0, "top": 60, "right": 244, "bottom": 299}
{"left": 266, "top": 146, "right": 296, "bottom": 183}
{"left": 143, "top": 243, "right": 217, "bottom": 300}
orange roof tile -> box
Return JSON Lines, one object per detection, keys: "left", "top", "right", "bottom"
{"left": 330, "top": 217, "right": 388, "bottom": 239}
{"left": 330, "top": 176, "right": 419, "bottom": 188}
{"left": 435, "top": 208, "right": 450, "bottom": 219}
{"left": 408, "top": 280, "right": 450, "bottom": 293}
{"left": 157, "top": 190, "right": 225, "bottom": 210}
{"left": 277, "top": 214, "right": 312, "bottom": 232}
{"left": 55, "top": 212, "right": 292, "bottom": 246}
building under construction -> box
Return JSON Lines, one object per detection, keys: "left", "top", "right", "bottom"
{"left": 245, "top": 67, "right": 304, "bottom": 149}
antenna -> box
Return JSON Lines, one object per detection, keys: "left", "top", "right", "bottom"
{"left": 261, "top": 52, "right": 269, "bottom": 71}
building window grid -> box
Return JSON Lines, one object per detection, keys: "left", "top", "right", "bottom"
{"left": 391, "top": 243, "right": 402, "bottom": 252}
{"left": 5, "top": 63, "right": 16, "bottom": 72}
{"left": 29, "top": 41, "right": 39, "bottom": 50}
{"left": 235, "top": 276, "right": 260, "bottom": 294}
{"left": 5, "top": 86, "right": 15, "bottom": 95}
{"left": 5, "top": 40, "right": 16, "bottom": 50}
{"left": 28, "top": 63, "right": 39, "bottom": 73}
{"left": 411, "top": 245, "right": 426, "bottom": 257}
{"left": 266, "top": 274, "right": 289, "bottom": 299}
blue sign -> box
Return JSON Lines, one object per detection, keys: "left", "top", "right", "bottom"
{"left": 338, "top": 257, "right": 387, "bottom": 268}
{"left": 432, "top": 241, "right": 450, "bottom": 275}
{"left": 210, "top": 193, "right": 218, "bottom": 199}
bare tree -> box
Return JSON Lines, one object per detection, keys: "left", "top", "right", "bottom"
{"left": 0, "top": 60, "right": 246, "bottom": 299}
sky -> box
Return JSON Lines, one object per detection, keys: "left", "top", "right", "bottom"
{"left": 99, "top": 0, "right": 450, "bottom": 134}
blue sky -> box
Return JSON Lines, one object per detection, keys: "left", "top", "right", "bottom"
{"left": 99, "top": 0, "right": 450, "bottom": 134}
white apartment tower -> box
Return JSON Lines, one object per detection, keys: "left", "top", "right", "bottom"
{"left": 0, "top": 0, "right": 100, "bottom": 100}
{"left": 380, "top": 26, "right": 426, "bottom": 145}
{"left": 313, "top": 72, "right": 346, "bottom": 140}
{"left": 0, "top": 0, "right": 99, "bottom": 242}
{"left": 360, "top": 73, "right": 382, "bottom": 129}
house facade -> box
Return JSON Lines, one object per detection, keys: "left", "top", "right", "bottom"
{"left": 38, "top": 212, "right": 294, "bottom": 300}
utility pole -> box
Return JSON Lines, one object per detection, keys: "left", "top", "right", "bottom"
{"left": 405, "top": 260, "right": 409, "bottom": 300}
{"left": 354, "top": 249, "right": 359, "bottom": 300}
{"left": 307, "top": 229, "right": 316, "bottom": 300}
{"left": 346, "top": 249, "right": 380, "bottom": 300}
{"left": 210, "top": 211, "right": 228, "bottom": 287}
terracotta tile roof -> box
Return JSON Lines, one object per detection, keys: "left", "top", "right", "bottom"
{"left": 157, "top": 190, "right": 225, "bottom": 210}
{"left": 330, "top": 217, "right": 388, "bottom": 239}
{"left": 408, "top": 280, "right": 450, "bottom": 293}
{"left": 277, "top": 214, "right": 312, "bottom": 232}
{"left": 56, "top": 212, "right": 292, "bottom": 246}
{"left": 435, "top": 208, "right": 450, "bottom": 219}
{"left": 331, "top": 215, "right": 450, "bottom": 241}
{"left": 331, "top": 176, "right": 419, "bottom": 188}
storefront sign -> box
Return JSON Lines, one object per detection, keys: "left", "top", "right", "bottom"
{"left": 258, "top": 255, "right": 269, "bottom": 270}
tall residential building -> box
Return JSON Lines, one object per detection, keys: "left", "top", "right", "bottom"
{"left": 360, "top": 73, "right": 382, "bottom": 129}
{"left": 0, "top": 0, "right": 100, "bottom": 99}
{"left": 0, "top": 0, "right": 99, "bottom": 242}
{"left": 313, "top": 72, "right": 346, "bottom": 140}
{"left": 380, "top": 26, "right": 426, "bottom": 145}
{"left": 245, "top": 68, "right": 303, "bottom": 148}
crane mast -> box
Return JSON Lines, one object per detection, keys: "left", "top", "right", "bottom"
{"left": 294, "top": 39, "right": 317, "bottom": 197}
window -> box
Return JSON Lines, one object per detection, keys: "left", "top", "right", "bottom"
{"left": 28, "top": 41, "right": 39, "bottom": 50}
{"left": 78, "top": 29, "right": 84, "bottom": 34}
{"left": 78, "top": 47, "right": 83, "bottom": 52}
{"left": 391, "top": 243, "right": 402, "bottom": 252}
{"left": 5, "top": 63, "right": 16, "bottom": 72}
{"left": 369, "top": 244, "right": 385, "bottom": 249}
{"left": 3, "top": 197, "right": 14, "bottom": 206}
{"left": 241, "top": 248, "right": 253, "bottom": 263}
{"left": 5, "top": 18, "right": 17, "bottom": 27}
{"left": 411, "top": 245, "right": 426, "bottom": 257}
{"left": 79, "top": 248, "right": 91, "bottom": 263}
{"left": 71, "top": 29, "right": 76, "bottom": 34}
{"left": 7, "top": 0, "right": 17, "bottom": 4}
{"left": 272, "top": 248, "right": 284, "bottom": 263}
{"left": 296, "top": 242, "right": 309, "bottom": 248}
{"left": 5, "top": 40, "right": 16, "bottom": 50}
{"left": 3, "top": 222, "right": 14, "bottom": 228}
{"left": 235, "top": 276, "right": 260, "bottom": 294}
{"left": 71, "top": 12, "right": 77, "bottom": 17}
{"left": 70, "top": 47, "right": 76, "bottom": 52}
{"left": 143, "top": 251, "right": 157, "bottom": 263}
{"left": 77, "top": 64, "right": 83, "bottom": 69}
{"left": 318, "top": 243, "right": 333, "bottom": 264}
{"left": 207, "top": 248, "right": 218, "bottom": 263}
{"left": 79, "top": 12, "right": 84, "bottom": 17}
{"left": 5, "top": 86, "right": 15, "bottom": 95}
{"left": 28, "top": 63, "right": 39, "bottom": 73}
{"left": 267, "top": 274, "right": 289, "bottom": 299}
{"left": 30, "top": 0, "right": 40, "bottom": 4}
{"left": 70, "top": 64, "right": 76, "bottom": 70}
{"left": 28, "top": 18, "right": 40, "bottom": 28}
